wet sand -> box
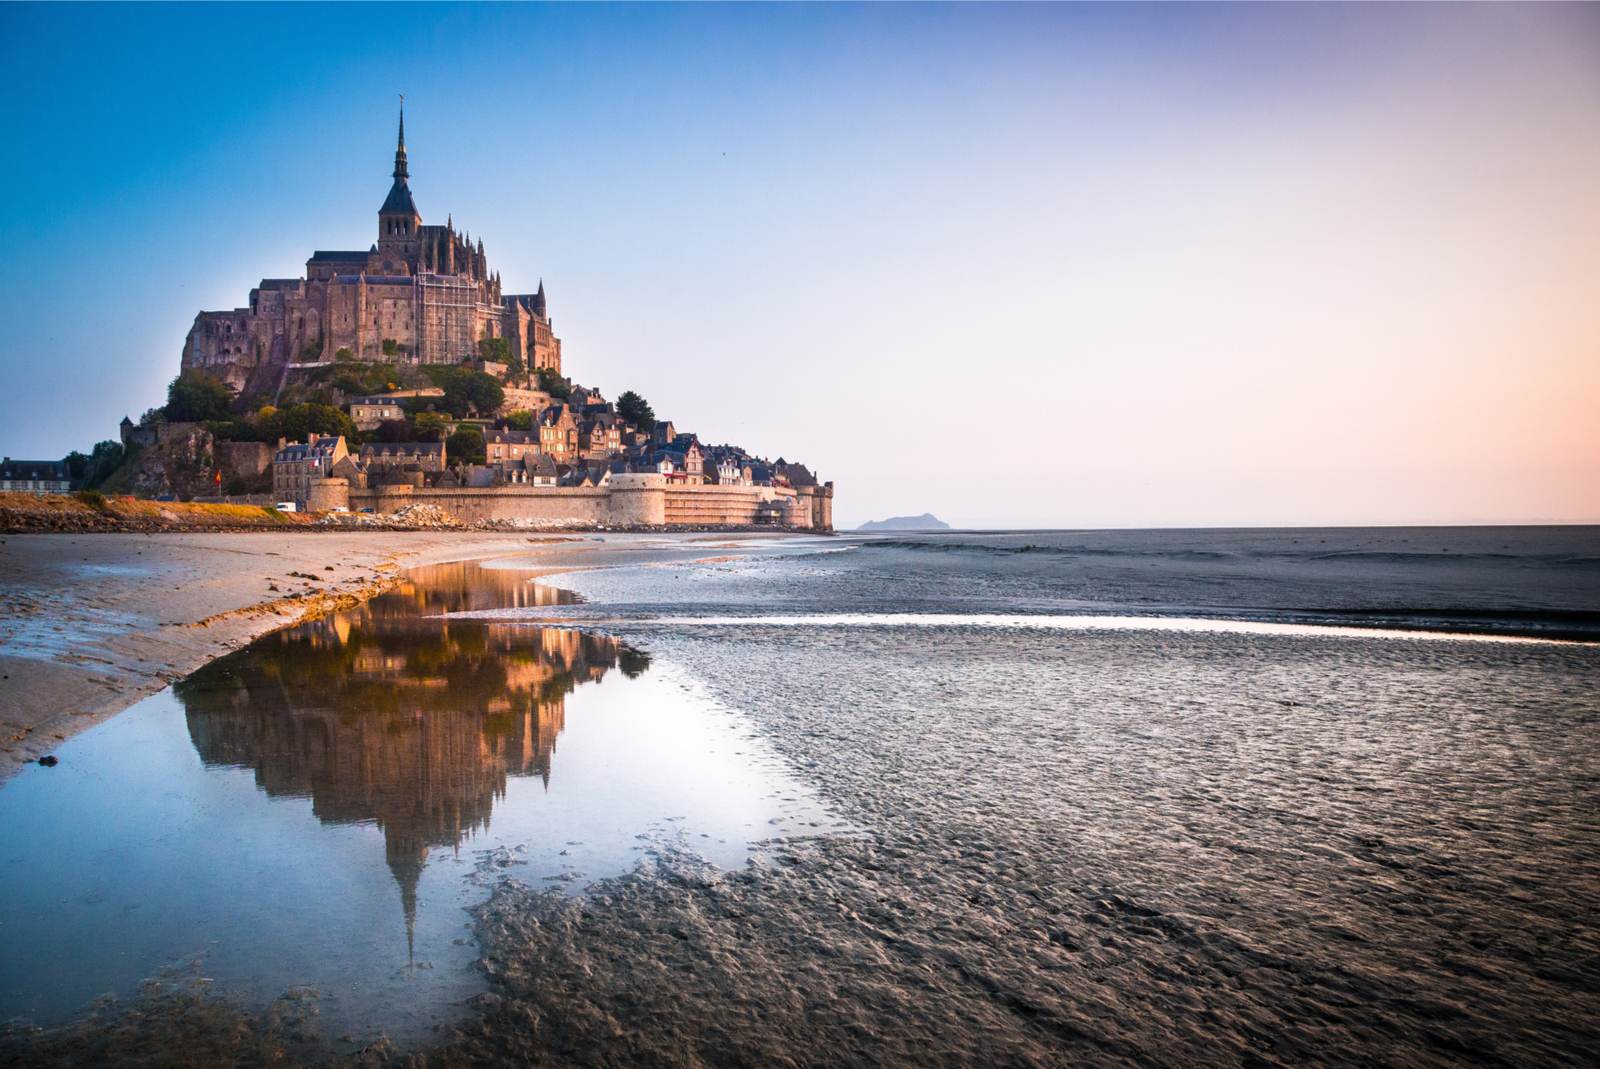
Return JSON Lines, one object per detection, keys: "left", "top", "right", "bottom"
{"left": 448, "top": 624, "right": 1600, "bottom": 1069}
{"left": 0, "top": 531, "right": 799, "bottom": 780}
{"left": 4, "top": 533, "right": 1595, "bottom": 1068}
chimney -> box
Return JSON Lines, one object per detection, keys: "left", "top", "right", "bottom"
{"left": 278, "top": 438, "right": 287, "bottom": 449}
{"left": 308, "top": 432, "right": 319, "bottom": 444}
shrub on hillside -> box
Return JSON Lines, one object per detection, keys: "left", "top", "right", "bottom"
{"left": 165, "top": 371, "right": 236, "bottom": 422}
{"left": 536, "top": 367, "right": 570, "bottom": 400}
{"left": 424, "top": 366, "right": 505, "bottom": 420}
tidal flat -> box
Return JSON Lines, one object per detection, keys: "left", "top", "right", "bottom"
{"left": 3, "top": 528, "right": 1598, "bottom": 1067}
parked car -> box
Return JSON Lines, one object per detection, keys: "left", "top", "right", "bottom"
{"left": 275, "top": 502, "right": 298, "bottom": 513}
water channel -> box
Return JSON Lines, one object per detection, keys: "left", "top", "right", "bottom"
{"left": 0, "top": 559, "right": 838, "bottom": 1052}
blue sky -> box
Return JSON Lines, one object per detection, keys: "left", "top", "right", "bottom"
{"left": 2, "top": 3, "right": 1596, "bottom": 527}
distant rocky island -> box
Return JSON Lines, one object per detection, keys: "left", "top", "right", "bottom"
{"left": 857, "top": 513, "right": 950, "bottom": 531}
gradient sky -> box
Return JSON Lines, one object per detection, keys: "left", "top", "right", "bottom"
{"left": 2, "top": 2, "right": 1596, "bottom": 528}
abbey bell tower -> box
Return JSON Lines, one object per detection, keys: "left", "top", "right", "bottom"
{"left": 376, "top": 105, "right": 422, "bottom": 271}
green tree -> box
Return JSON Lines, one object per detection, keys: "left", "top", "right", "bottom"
{"left": 616, "top": 390, "right": 656, "bottom": 431}
{"left": 335, "top": 347, "right": 354, "bottom": 362}
{"left": 446, "top": 426, "right": 486, "bottom": 464}
{"left": 536, "top": 367, "right": 570, "bottom": 400}
{"left": 165, "top": 371, "right": 236, "bottom": 422}
{"left": 382, "top": 338, "right": 399, "bottom": 357}
{"left": 278, "top": 403, "right": 358, "bottom": 443}
{"left": 480, "top": 337, "right": 524, "bottom": 382}
{"left": 363, "top": 363, "right": 401, "bottom": 393}
{"left": 375, "top": 419, "right": 413, "bottom": 443}
{"left": 413, "top": 413, "right": 449, "bottom": 442}
{"left": 86, "top": 440, "right": 127, "bottom": 488}
{"left": 424, "top": 366, "right": 505, "bottom": 419}
{"left": 500, "top": 410, "right": 533, "bottom": 432}
{"left": 139, "top": 407, "right": 167, "bottom": 428}
{"left": 331, "top": 369, "right": 368, "bottom": 395}
{"left": 64, "top": 450, "right": 92, "bottom": 485}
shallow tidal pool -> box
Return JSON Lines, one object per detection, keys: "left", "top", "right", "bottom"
{"left": 0, "top": 561, "right": 840, "bottom": 1052}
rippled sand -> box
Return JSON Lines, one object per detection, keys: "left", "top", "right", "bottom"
{"left": 456, "top": 624, "right": 1600, "bottom": 1067}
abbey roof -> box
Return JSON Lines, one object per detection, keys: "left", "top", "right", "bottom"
{"left": 381, "top": 178, "right": 418, "bottom": 216}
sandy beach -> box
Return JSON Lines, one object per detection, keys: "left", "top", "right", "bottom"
{"left": 0, "top": 530, "right": 792, "bottom": 780}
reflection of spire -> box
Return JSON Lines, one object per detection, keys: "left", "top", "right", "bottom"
{"left": 175, "top": 561, "right": 653, "bottom": 959}
{"left": 387, "top": 836, "right": 426, "bottom": 963}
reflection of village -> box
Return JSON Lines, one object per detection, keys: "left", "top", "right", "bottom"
{"left": 175, "top": 563, "right": 647, "bottom": 947}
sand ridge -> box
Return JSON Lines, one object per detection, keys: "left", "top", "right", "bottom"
{"left": 0, "top": 530, "right": 811, "bottom": 780}
{"left": 0, "top": 532, "right": 597, "bottom": 778}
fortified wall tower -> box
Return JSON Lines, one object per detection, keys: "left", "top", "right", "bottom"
{"left": 181, "top": 108, "right": 561, "bottom": 400}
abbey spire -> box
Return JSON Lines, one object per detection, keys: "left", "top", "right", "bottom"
{"left": 379, "top": 100, "right": 420, "bottom": 233}
{"left": 393, "top": 101, "right": 409, "bottom": 180}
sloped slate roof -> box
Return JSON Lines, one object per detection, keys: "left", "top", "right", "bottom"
{"left": 308, "top": 251, "right": 370, "bottom": 263}
{"left": 1, "top": 460, "right": 67, "bottom": 479}
{"left": 380, "top": 178, "right": 418, "bottom": 216}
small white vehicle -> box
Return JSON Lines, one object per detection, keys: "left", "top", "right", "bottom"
{"left": 276, "top": 502, "right": 298, "bottom": 513}
{"left": 329, "top": 506, "right": 349, "bottom": 513}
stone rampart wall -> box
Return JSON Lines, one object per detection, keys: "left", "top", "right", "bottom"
{"left": 661, "top": 484, "right": 782, "bottom": 526}
{"left": 348, "top": 484, "right": 615, "bottom": 524}
{"left": 329, "top": 473, "right": 832, "bottom": 530}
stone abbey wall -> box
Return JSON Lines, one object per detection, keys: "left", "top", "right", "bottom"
{"left": 182, "top": 118, "right": 561, "bottom": 394}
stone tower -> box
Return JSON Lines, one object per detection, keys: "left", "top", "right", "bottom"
{"left": 377, "top": 106, "right": 422, "bottom": 271}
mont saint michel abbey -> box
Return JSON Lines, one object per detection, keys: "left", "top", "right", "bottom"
{"left": 181, "top": 110, "right": 560, "bottom": 397}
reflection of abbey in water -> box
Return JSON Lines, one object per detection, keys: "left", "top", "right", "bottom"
{"left": 175, "top": 572, "right": 648, "bottom": 945}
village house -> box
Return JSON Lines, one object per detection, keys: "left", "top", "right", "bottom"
{"left": 712, "top": 457, "right": 752, "bottom": 485}
{"left": 776, "top": 459, "right": 819, "bottom": 487}
{"left": 577, "top": 417, "right": 622, "bottom": 460}
{"left": 498, "top": 452, "right": 559, "bottom": 486}
{"left": 484, "top": 429, "right": 539, "bottom": 464}
{"left": 537, "top": 405, "right": 579, "bottom": 459}
{"left": 360, "top": 441, "right": 446, "bottom": 473}
{"left": 566, "top": 385, "right": 603, "bottom": 411}
{"left": 0, "top": 458, "right": 71, "bottom": 496}
{"left": 273, "top": 434, "right": 349, "bottom": 507}
{"left": 328, "top": 453, "right": 368, "bottom": 488}
{"left": 559, "top": 465, "right": 609, "bottom": 488}
{"left": 345, "top": 395, "right": 407, "bottom": 431}
{"left": 659, "top": 437, "right": 706, "bottom": 484}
